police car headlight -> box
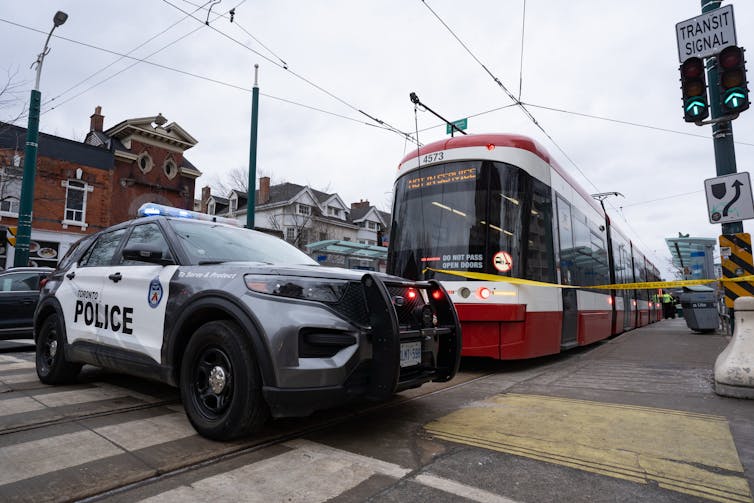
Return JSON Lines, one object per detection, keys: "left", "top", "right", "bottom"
{"left": 244, "top": 274, "right": 349, "bottom": 303}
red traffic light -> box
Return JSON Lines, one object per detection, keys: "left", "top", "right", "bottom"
{"left": 681, "top": 57, "right": 704, "bottom": 79}
{"left": 719, "top": 46, "right": 744, "bottom": 71}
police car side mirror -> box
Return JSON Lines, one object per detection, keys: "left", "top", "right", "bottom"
{"left": 122, "top": 245, "right": 173, "bottom": 266}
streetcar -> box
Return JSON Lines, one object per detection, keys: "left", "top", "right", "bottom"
{"left": 387, "top": 133, "right": 662, "bottom": 360}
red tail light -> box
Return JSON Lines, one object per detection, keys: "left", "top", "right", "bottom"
{"left": 477, "top": 287, "right": 491, "bottom": 300}
{"left": 431, "top": 289, "right": 443, "bottom": 300}
{"left": 406, "top": 288, "right": 418, "bottom": 301}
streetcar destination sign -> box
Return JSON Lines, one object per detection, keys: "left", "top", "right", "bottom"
{"left": 676, "top": 5, "right": 736, "bottom": 62}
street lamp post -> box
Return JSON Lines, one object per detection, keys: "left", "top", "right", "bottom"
{"left": 13, "top": 11, "right": 68, "bottom": 267}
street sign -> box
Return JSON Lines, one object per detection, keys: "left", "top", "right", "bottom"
{"left": 704, "top": 172, "right": 754, "bottom": 224}
{"left": 676, "top": 4, "right": 736, "bottom": 62}
{"left": 446, "top": 118, "right": 468, "bottom": 135}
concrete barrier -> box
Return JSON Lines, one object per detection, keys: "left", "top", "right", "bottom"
{"left": 714, "top": 296, "right": 754, "bottom": 399}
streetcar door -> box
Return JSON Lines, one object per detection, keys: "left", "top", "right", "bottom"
{"left": 556, "top": 196, "right": 578, "bottom": 349}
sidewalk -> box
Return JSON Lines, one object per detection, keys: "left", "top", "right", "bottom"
{"left": 425, "top": 318, "right": 754, "bottom": 503}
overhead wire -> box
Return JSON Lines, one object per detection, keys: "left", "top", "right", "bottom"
{"left": 42, "top": 1, "right": 226, "bottom": 113}
{"left": 160, "top": 0, "right": 420, "bottom": 145}
{"left": 0, "top": 16, "right": 392, "bottom": 135}
{"left": 418, "top": 0, "right": 601, "bottom": 194}
{"left": 419, "top": 0, "right": 670, "bottom": 265}
{"left": 179, "top": 0, "right": 288, "bottom": 68}
{"left": 518, "top": 0, "right": 526, "bottom": 101}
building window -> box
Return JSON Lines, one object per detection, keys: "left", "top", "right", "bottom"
{"left": 319, "top": 232, "right": 327, "bottom": 241}
{"left": 208, "top": 201, "right": 216, "bottom": 215}
{"left": 137, "top": 152, "right": 153, "bottom": 174}
{"left": 286, "top": 227, "right": 295, "bottom": 242}
{"left": 368, "top": 221, "right": 379, "bottom": 230}
{"left": 298, "top": 204, "right": 310, "bottom": 215}
{"left": 0, "top": 166, "right": 22, "bottom": 216}
{"left": 64, "top": 179, "right": 88, "bottom": 223}
{"left": 229, "top": 197, "right": 237, "bottom": 213}
{"left": 163, "top": 159, "right": 178, "bottom": 179}
{"left": 328, "top": 206, "right": 341, "bottom": 217}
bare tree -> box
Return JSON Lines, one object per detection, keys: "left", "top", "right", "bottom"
{"left": 0, "top": 68, "right": 27, "bottom": 127}
{"left": 211, "top": 166, "right": 284, "bottom": 197}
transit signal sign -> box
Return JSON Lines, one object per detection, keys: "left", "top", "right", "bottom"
{"left": 679, "top": 57, "right": 709, "bottom": 122}
{"left": 676, "top": 5, "right": 736, "bottom": 62}
{"left": 718, "top": 45, "right": 750, "bottom": 114}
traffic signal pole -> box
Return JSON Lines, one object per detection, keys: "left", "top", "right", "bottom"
{"left": 702, "top": 0, "right": 741, "bottom": 236}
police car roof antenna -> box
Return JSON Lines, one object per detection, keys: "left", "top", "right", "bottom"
{"left": 409, "top": 92, "right": 467, "bottom": 137}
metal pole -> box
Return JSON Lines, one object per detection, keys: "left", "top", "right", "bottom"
{"left": 702, "top": 0, "right": 741, "bottom": 235}
{"left": 14, "top": 11, "right": 67, "bottom": 267}
{"left": 246, "top": 64, "right": 259, "bottom": 229}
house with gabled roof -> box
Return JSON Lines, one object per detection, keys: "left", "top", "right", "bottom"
{"left": 200, "top": 176, "right": 390, "bottom": 253}
{"left": 0, "top": 106, "right": 201, "bottom": 269}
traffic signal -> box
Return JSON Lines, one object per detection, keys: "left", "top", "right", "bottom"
{"left": 718, "top": 45, "right": 750, "bottom": 114}
{"left": 680, "top": 57, "right": 709, "bottom": 122}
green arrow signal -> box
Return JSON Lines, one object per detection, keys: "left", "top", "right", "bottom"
{"left": 685, "top": 99, "right": 706, "bottom": 116}
{"left": 725, "top": 91, "right": 746, "bottom": 108}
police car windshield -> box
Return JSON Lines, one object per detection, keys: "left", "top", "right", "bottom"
{"left": 168, "top": 220, "right": 319, "bottom": 266}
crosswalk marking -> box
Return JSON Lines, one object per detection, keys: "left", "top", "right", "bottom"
{"left": 0, "top": 430, "right": 123, "bottom": 486}
{"left": 31, "top": 386, "right": 131, "bottom": 407}
{"left": 94, "top": 412, "right": 196, "bottom": 451}
{"left": 133, "top": 439, "right": 519, "bottom": 503}
{"left": 414, "top": 474, "right": 520, "bottom": 503}
{"left": 0, "top": 396, "right": 46, "bottom": 417}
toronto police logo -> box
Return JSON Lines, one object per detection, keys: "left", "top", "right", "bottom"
{"left": 148, "top": 277, "right": 163, "bottom": 308}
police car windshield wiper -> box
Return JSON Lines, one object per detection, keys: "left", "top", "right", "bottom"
{"left": 197, "top": 260, "right": 229, "bottom": 265}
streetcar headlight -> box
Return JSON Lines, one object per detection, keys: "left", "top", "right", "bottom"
{"left": 245, "top": 275, "right": 348, "bottom": 302}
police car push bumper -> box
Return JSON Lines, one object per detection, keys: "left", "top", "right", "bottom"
{"left": 258, "top": 273, "right": 462, "bottom": 418}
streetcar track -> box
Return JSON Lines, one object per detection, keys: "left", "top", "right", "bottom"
{"left": 0, "top": 398, "right": 180, "bottom": 436}
{"left": 76, "top": 371, "right": 497, "bottom": 503}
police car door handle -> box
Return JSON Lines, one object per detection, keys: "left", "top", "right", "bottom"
{"left": 66, "top": 271, "right": 75, "bottom": 280}
{"left": 108, "top": 272, "right": 122, "bottom": 283}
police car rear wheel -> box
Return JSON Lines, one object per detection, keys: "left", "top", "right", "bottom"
{"left": 180, "top": 320, "right": 269, "bottom": 440}
{"left": 36, "top": 315, "right": 82, "bottom": 384}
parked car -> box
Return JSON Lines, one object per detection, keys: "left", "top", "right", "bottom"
{"left": 34, "top": 203, "right": 462, "bottom": 440}
{"left": 0, "top": 267, "right": 54, "bottom": 339}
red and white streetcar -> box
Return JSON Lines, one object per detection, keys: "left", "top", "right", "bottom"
{"left": 387, "top": 133, "right": 661, "bottom": 360}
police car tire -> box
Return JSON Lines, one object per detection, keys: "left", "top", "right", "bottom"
{"left": 36, "top": 315, "right": 82, "bottom": 384}
{"left": 180, "top": 320, "right": 269, "bottom": 441}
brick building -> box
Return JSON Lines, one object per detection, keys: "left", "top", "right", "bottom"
{"left": 0, "top": 107, "right": 201, "bottom": 269}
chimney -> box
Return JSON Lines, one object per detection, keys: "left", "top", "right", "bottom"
{"left": 90, "top": 106, "right": 104, "bottom": 132}
{"left": 259, "top": 176, "right": 270, "bottom": 205}
{"left": 350, "top": 199, "right": 370, "bottom": 210}
{"left": 201, "top": 186, "right": 211, "bottom": 213}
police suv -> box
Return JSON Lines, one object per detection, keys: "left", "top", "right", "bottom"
{"left": 35, "top": 204, "right": 461, "bottom": 440}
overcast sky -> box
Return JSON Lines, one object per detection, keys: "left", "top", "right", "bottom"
{"left": 2, "top": 1, "right": 754, "bottom": 278}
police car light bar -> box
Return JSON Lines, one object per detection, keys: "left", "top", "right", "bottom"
{"left": 137, "top": 203, "right": 242, "bottom": 226}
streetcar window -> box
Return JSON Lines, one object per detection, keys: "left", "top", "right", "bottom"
{"left": 389, "top": 160, "right": 554, "bottom": 282}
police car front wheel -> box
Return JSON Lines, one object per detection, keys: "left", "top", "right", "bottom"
{"left": 36, "top": 315, "right": 82, "bottom": 384}
{"left": 180, "top": 320, "right": 269, "bottom": 441}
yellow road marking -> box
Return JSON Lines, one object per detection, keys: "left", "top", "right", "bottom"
{"left": 425, "top": 394, "right": 752, "bottom": 503}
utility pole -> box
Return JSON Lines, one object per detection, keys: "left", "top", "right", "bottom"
{"left": 702, "top": 0, "right": 741, "bottom": 236}
{"left": 14, "top": 11, "right": 68, "bottom": 267}
{"left": 246, "top": 64, "right": 259, "bottom": 229}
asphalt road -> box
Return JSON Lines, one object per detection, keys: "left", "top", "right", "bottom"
{"left": 1, "top": 321, "right": 752, "bottom": 503}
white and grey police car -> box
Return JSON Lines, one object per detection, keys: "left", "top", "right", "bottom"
{"left": 34, "top": 204, "right": 461, "bottom": 440}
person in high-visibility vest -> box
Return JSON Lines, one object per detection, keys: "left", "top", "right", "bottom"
{"left": 661, "top": 291, "right": 674, "bottom": 319}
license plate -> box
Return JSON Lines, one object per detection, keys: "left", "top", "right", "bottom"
{"left": 400, "top": 341, "right": 422, "bottom": 367}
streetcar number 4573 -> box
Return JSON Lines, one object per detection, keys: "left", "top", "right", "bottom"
{"left": 422, "top": 152, "right": 444, "bottom": 164}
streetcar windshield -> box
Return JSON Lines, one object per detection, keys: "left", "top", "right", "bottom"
{"left": 388, "top": 160, "right": 555, "bottom": 282}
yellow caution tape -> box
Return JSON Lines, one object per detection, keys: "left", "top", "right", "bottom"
{"left": 424, "top": 268, "right": 754, "bottom": 291}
